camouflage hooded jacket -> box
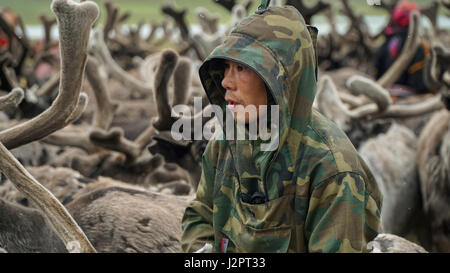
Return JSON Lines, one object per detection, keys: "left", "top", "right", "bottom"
{"left": 181, "top": 3, "right": 382, "bottom": 253}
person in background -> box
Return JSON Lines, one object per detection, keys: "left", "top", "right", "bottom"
{"left": 373, "top": 1, "right": 432, "bottom": 96}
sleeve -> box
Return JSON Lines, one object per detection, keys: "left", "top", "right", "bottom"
{"left": 180, "top": 143, "right": 216, "bottom": 252}
{"left": 304, "top": 172, "right": 381, "bottom": 253}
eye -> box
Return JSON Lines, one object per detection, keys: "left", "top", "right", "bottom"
{"left": 237, "top": 64, "right": 246, "bottom": 72}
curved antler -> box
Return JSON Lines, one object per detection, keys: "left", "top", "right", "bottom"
{"left": 85, "top": 55, "right": 118, "bottom": 130}
{"left": 0, "top": 141, "right": 96, "bottom": 253}
{"left": 377, "top": 11, "right": 421, "bottom": 88}
{"left": 0, "top": 87, "right": 24, "bottom": 111}
{"left": 318, "top": 75, "right": 444, "bottom": 121}
{"left": 0, "top": 1, "right": 99, "bottom": 253}
{"left": 0, "top": 0, "right": 98, "bottom": 150}
{"left": 347, "top": 75, "right": 393, "bottom": 112}
{"left": 90, "top": 28, "right": 154, "bottom": 100}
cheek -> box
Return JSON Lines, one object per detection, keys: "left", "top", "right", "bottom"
{"left": 238, "top": 73, "right": 267, "bottom": 105}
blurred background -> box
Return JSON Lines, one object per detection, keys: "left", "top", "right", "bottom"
{"left": 2, "top": 0, "right": 449, "bottom": 38}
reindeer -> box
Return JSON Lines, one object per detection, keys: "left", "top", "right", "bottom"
{"left": 314, "top": 10, "right": 449, "bottom": 251}
{"left": 0, "top": 0, "right": 99, "bottom": 253}
{"left": 316, "top": 11, "right": 444, "bottom": 145}
{"left": 316, "top": 0, "right": 380, "bottom": 72}
{"left": 42, "top": 44, "right": 212, "bottom": 192}
{"left": 315, "top": 72, "right": 440, "bottom": 249}
{"left": 415, "top": 42, "right": 450, "bottom": 252}
{"left": 65, "top": 178, "right": 190, "bottom": 253}
{"left": 364, "top": 4, "right": 450, "bottom": 253}
{"left": 0, "top": 7, "right": 29, "bottom": 90}
{"left": 101, "top": 0, "right": 159, "bottom": 64}
{"left": 0, "top": 0, "right": 196, "bottom": 253}
{"left": 0, "top": 163, "right": 191, "bottom": 252}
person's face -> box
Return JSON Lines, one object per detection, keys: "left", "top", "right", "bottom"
{"left": 221, "top": 60, "right": 267, "bottom": 123}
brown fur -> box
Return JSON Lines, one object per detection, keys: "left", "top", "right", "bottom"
{"left": 417, "top": 109, "right": 450, "bottom": 252}
{"left": 0, "top": 198, "right": 67, "bottom": 253}
{"left": 0, "top": 166, "right": 87, "bottom": 206}
{"left": 66, "top": 181, "right": 191, "bottom": 253}
{"left": 358, "top": 124, "right": 430, "bottom": 249}
{"left": 1, "top": 165, "right": 192, "bottom": 253}
{"left": 368, "top": 233, "right": 428, "bottom": 253}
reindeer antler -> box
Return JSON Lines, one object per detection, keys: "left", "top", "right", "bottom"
{"left": 422, "top": 1, "right": 439, "bottom": 33}
{"left": 152, "top": 49, "right": 213, "bottom": 133}
{"left": 375, "top": 0, "right": 400, "bottom": 14}
{"left": 152, "top": 49, "right": 179, "bottom": 131}
{"left": 87, "top": 50, "right": 190, "bottom": 161}
{"left": 195, "top": 7, "right": 220, "bottom": 35}
{"left": 88, "top": 49, "right": 211, "bottom": 163}
{"left": 377, "top": 11, "right": 421, "bottom": 88}
{"left": 213, "top": 0, "right": 239, "bottom": 12}
{"left": 0, "top": 87, "right": 24, "bottom": 111}
{"left": 0, "top": 0, "right": 98, "bottom": 150}
{"left": 39, "top": 14, "right": 57, "bottom": 51}
{"left": 84, "top": 55, "right": 119, "bottom": 130}
{"left": 441, "top": 0, "right": 450, "bottom": 9}
{"left": 103, "top": 0, "right": 119, "bottom": 40}
{"left": 42, "top": 55, "right": 118, "bottom": 153}
{"left": 161, "top": 4, "right": 189, "bottom": 41}
{"left": 0, "top": 0, "right": 98, "bottom": 253}
{"left": 90, "top": 28, "right": 154, "bottom": 100}
{"left": 285, "top": 0, "right": 330, "bottom": 24}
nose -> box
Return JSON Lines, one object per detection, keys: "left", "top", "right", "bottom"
{"left": 221, "top": 68, "right": 235, "bottom": 91}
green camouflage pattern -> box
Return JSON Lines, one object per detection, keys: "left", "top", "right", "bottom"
{"left": 181, "top": 4, "right": 382, "bottom": 253}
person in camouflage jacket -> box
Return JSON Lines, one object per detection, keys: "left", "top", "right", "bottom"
{"left": 181, "top": 0, "right": 382, "bottom": 253}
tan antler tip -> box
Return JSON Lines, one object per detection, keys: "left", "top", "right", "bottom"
{"left": 347, "top": 75, "right": 392, "bottom": 112}
{"left": 65, "top": 93, "right": 89, "bottom": 124}
{"left": 51, "top": 0, "right": 99, "bottom": 23}
{"left": 0, "top": 87, "right": 24, "bottom": 111}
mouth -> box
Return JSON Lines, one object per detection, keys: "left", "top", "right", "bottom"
{"left": 225, "top": 98, "right": 242, "bottom": 110}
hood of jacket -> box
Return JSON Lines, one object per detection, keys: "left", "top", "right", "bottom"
{"left": 199, "top": 4, "right": 318, "bottom": 202}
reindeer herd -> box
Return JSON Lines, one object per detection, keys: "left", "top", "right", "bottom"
{"left": 0, "top": 0, "right": 448, "bottom": 253}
